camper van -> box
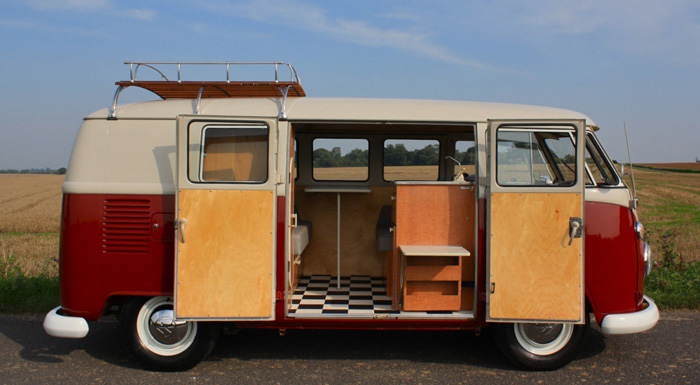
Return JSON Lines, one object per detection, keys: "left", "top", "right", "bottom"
{"left": 43, "top": 62, "right": 658, "bottom": 371}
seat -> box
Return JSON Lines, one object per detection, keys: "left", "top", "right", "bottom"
{"left": 293, "top": 207, "right": 312, "bottom": 255}
{"left": 293, "top": 221, "right": 311, "bottom": 255}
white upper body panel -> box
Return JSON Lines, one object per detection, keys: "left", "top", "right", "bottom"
{"left": 69, "top": 97, "right": 605, "bottom": 197}
{"left": 88, "top": 97, "right": 597, "bottom": 126}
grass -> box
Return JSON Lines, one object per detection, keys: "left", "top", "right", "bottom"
{"left": 0, "top": 276, "right": 59, "bottom": 313}
{"left": 0, "top": 233, "right": 60, "bottom": 313}
{"left": 0, "top": 174, "right": 63, "bottom": 313}
{"left": 626, "top": 168, "right": 700, "bottom": 309}
{"left": 643, "top": 233, "right": 700, "bottom": 309}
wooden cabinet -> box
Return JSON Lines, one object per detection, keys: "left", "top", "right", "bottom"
{"left": 394, "top": 182, "right": 475, "bottom": 312}
{"left": 400, "top": 245, "right": 470, "bottom": 311}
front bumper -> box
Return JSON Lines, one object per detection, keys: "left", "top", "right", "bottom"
{"left": 600, "top": 295, "right": 659, "bottom": 335}
{"left": 43, "top": 306, "right": 89, "bottom": 338}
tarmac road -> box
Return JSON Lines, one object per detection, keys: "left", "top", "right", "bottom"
{"left": 0, "top": 311, "right": 698, "bottom": 385}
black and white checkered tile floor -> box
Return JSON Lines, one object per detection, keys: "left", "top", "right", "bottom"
{"left": 289, "top": 275, "right": 472, "bottom": 318}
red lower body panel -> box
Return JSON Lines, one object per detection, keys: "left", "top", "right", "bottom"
{"left": 59, "top": 193, "right": 640, "bottom": 328}
{"left": 584, "top": 201, "right": 641, "bottom": 323}
{"left": 59, "top": 194, "right": 175, "bottom": 319}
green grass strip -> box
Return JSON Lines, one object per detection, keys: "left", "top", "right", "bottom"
{"left": 645, "top": 262, "right": 700, "bottom": 310}
{"left": 631, "top": 164, "right": 700, "bottom": 174}
{"left": 0, "top": 276, "right": 59, "bottom": 313}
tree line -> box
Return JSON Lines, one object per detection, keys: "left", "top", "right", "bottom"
{"left": 313, "top": 144, "right": 476, "bottom": 168}
{"left": 0, "top": 167, "right": 66, "bottom": 174}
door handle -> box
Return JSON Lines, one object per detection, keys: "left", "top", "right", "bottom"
{"left": 178, "top": 218, "right": 187, "bottom": 243}
{"left": 569, "top": 217, "right": 582, "bottom": 245}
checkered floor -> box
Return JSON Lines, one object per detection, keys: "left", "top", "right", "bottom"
{"left": 289, "top": 275, "right": 472, "bottom": 319}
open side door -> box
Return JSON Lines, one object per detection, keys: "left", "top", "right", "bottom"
{"left": 486, "top": 120, "right": 586, "bottom": 324}
{"left": 175, "top": 116, "right": 277, "bottom": 320}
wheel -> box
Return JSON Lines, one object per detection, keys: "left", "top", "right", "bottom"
{"left": 491, "top": 317, "right": 587, "bottom": 370}
{"left": 120, "top": 296, "right": 219, "bottom": 371}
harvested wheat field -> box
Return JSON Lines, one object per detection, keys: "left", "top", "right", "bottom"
{"left": 0, "top": 174, "right": 63, "bottom": 278}
{"left": 0, "top": 174, "right": 64, "bottom": 233}
{"left": 626, "top": 167, "right": 700, "bottom": 263}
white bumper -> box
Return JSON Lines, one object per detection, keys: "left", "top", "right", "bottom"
{"left": 600, "top": 296, "right": 659, "bottom": 335}
{"left": 43, "top": 306, "right": 89, "bottom": 338}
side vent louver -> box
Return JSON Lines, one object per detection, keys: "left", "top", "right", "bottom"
{"left": 103, "top": 199, "right": 151, "bottom": 253}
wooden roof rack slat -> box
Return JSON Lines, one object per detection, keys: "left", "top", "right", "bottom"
{"left": 108, "top": 62, "right": 305, "bottom": 120}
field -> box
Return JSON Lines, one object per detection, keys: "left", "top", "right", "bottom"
{"left": 0, "top": 175, "right": 63, "bottom": 279}
{"left": 625, "top": 168, "right": 700, "bottom": 263}
{"left": 0, "top": 165, "right": 698, "bottom": 310}
{"left": 638, "top": 162, "right": 700, "bottom": 171}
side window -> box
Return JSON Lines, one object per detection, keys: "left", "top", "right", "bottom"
{"left": 312, "top": 138, "right": 369, "bottom": 181}
{"left": 200, "top": 124, "right": 268, "bottom": 183}
{"left": 496, "top": 130, "right": 576, "bottom": 186}
{"left": 586, "top": 135, "right": 619, "bottom": 185}
{"left": 455, "top": 140, "right": 476, "bottom": 177}
{"left": 383, "top": 139, "right": 440, "bottom": 181}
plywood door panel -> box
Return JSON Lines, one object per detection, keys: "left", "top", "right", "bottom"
{"left": 489, "top": 192, "right": 582, "bottom": 322}
{"left": 176, "top": 189, "right": 274, "bottom": 319}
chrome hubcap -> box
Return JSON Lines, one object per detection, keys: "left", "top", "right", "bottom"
{"left": 514, "top": 323, "right": 573, "bottom": 355}
{"left": 520, "top": 323, "right": 563, "bottom": 345}
{"left": 148, "top": 309, "right": 189, "bottom": 345}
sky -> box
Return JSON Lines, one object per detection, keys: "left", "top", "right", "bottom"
{"left": 1, "top": 0, "right": 699, "bottom": 169}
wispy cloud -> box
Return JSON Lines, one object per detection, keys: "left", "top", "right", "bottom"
{"left": 498, "top": 0, "right": 700, "bottom": 59}
{"left": 204, "top": 0, "right": 521, "bottom": 74}
{"left": 27, "top": 0, "right": 155, "bottom": 21}
{"left": 28, "top": 0, "right": 111, "bottom": 12}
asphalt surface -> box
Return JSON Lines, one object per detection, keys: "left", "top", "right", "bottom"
{"left": 0, "top": 311, "right": 698, "bottom": 384}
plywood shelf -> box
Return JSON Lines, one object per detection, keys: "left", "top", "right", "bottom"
{"left": 400, "top": 246, "right": 466, "bottom": 311}
{"left": 404, "top": 265, "right": 461, "bottom": 281}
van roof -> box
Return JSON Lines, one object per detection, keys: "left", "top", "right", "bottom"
{"left": 89, "top": 97, "right": 597, "bottom": 128}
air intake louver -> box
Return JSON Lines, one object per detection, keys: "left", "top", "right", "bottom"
{"left": 103, "top": 199, "right": 151, "bottom": 253}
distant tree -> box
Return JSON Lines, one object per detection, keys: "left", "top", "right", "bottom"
{"left": 343, "top": 148, "right": 369, "bottom": 167}
{"left": 384, "top": 144, "right": 409, "bottom": 166}
{"left": 57, "top": 167, "right": 67, "bottom": 175}
{"left": 313, "top": 148, "right": 337, "bottom": 168}
{"left": 456, "top": 146, "right": 476, "bottom": 165}
{"left": 412, "top": 144, "right": 439, "bottom": 166}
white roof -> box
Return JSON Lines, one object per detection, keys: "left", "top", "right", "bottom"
{"left": 88, "top": 97, "right": 597, "bottom": 127}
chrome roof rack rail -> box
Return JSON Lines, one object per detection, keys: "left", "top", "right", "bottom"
{"left": 109, "top": 61, "right": 305, "bottom": 119}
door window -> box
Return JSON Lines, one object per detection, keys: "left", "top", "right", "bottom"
{"left": 496, "top": 130, "right": 576, "bottom": 187}
{"left": 199, "top": 124, "right": 269, "bottom": 183}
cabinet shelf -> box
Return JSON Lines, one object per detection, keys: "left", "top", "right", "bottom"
{"left": 400, "top": 246, "right": 469, "bottom": 311}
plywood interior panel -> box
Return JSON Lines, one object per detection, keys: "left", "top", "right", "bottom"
{"left": 395, "top": 184, "right": 475, "bottom": 251}
{"left": 489, "top": 192, "right": 582, "bottom": 322}
{"left": 176, "top": 189, "right": 274, "bottom": 319}
{"left": 293, "top": 186, "right": 394, "bottom": 277}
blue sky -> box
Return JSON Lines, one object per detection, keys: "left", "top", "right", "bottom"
{"left": 1, "top": 0, "right": 699, "bottom": 169}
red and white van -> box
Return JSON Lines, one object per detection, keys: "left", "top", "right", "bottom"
{"left": 43, "top": 62, "right": 658, "bottom": 371}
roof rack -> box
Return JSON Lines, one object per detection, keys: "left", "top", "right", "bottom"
{"left": 109, "top": 62, "right": 305, "bottom": 119}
